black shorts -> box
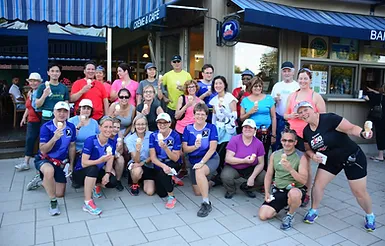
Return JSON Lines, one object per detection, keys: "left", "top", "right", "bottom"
{"left": 35, "top": 158, "right": 66, "bottom": 184}
{"left": 318, "top": 148, "right": 367, "bottom": 180}
{"left": 262, "top": 186, "right": 307, "bottom": 213}
{"left": 141, "top": 166, "right": 156, "bottom": 181}
{"left": 72, "top": 166, "right": 117, "bottom": 188}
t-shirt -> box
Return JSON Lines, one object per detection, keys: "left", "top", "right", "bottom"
{"left": 9, "top": 84, "right": 23, "bottom": 103}
{"left": 271, "top": 80, "right": 299, "bottom": 116}
{"left": 209, "top": 92, "right": 238, "bottom": 123}
{"left": 149, "top": 130, "right": 181, "bottom": 168}
{"left": 38, "top": 120, "right": 76, "bottom": 161}
{"left": 232, "top": 87, "right": 250, "bottom": 119}
{"left": 125, "top": 131, "right": 153, "bottom": 168}
{"left": 162, "top": 70, "right": 192, "bottom": 110}
{"left": 111, "top": 79, "right": 139, "bottom": 106}
{"left": 36, "top": 82, "right": 69, "bottom": 120}
{"left": 137, "top": 79, "right": 167, "bottom": 104}
{"left": 303, "top": 113, "right": 358, "bottom": 165}
{"left": 240, "top": 95, "right": 275, "bottom": 128}
{"left": 74, "top": 135, "right": 116, "bottom": 171}
{"left": 182, "top": 123, "right": 218, "bottom": 165}
{"left": 68, "top": 116, "right": 100, "bottom": 151}
{"left": 137, "top": 100, "right": 161, "bottom": 132}
{"left": 272, "top": 149, "right": 304, "bottom": 189}
{"left": 71, "top": 79, "right": 108, "bottom": 120}
{"left": 196, "top": 80, "right": 216, "bottom": 107}
{"left": 103, "top": 82, "right": 111, "bottom": 100}
{"left": 225, "top": 134, "right": 265, "bottom": 170}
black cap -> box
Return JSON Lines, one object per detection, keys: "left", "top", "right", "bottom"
{"left": 281, "top": 61, "right": 294, "bottom": 69}
{"left": 171, "top": 55, "right": 182, "bottom": 62}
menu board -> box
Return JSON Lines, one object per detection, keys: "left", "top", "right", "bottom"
{"left": 311, "top": 71, "right": 328, "bottom": 94}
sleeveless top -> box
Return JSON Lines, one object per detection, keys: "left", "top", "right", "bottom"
{"left": 175, "top": 96, "right": 200, "bottom": 134}
{"left": 273, "top": 149, "right": 304, "bottom": 189}
{"left": 137, "top": 100, "right": 161, "bottom": 132}
{"left": 26, "top": 91, "right": 41, "bottom": 123}
{"left": 287, "top": 90, "right": 318, "bottom": 138}
{"left": 116, "top": 105, "right": 134, "bottom": 131}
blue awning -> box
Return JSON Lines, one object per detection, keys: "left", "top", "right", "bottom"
{"left": 0, "top": 0, "right": 164, "bottom": 28}
{"left": 232, "top": 0, "right": 385, "bottom": 41}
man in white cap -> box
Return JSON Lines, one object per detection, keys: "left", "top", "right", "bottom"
{"left": 35, "top": 101, "right": 76, "bottom": 216}
{"left": 271, "top": 61, "right": 299, "bottom": 151}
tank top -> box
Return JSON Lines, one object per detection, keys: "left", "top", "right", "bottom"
{"left": 137, "top": 100, "right": 160, "bottom": 132}
{"left": 26, "top": 91, "right": 41, "bottom": 123}
{"left": 287, "top": 90, "right": 318, "bottom": 138}
{"left": 273, "top": 149, "right": 304, "bottom": 189}
{"left": 116, "top": 105, "right": 134, "bottom": 131}
{"left": 175, "top": 96, "right": 200, "bottom": 134}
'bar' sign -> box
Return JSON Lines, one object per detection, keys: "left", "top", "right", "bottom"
{"left": 132, "top": 5, "right": 166, "bottom": 30}
{"left": 370, "top": 30, "right": 385, "bottom": 42}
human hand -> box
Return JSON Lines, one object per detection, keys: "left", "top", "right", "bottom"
{"left": 81, "top": 84, "right": 92, "bottom": 94}
{"left": 247, "top": 176, "right": 255, "bottom": 187}
{"left": 102, "top": 174, "right": 109, "bottom": 186}
{"left": 265, "top": 192, "right": 272, "bottom": 202}
{"left": 271, "top": 136, "right": 276, "bottom": 144}
{"left": 43, "top": 86, "right": 52, "bottom": 97}
{"left": 194, "top": 139, "right": 201, "bottom": 149}
{"left": 20, "top": 118, "right": 27, "bottom": 127}
{"left": 162, "top": 165, "right": 171, "bottom": 174}
{"left": 159, "top": 140, "right": 167, "bottom": 149}
{"left": 290, "top": 112, "right": 299, "bottom": 119}
{"left": 53, "top": 128, "right": 64, "bottom": 141}
{"left": 281, "top": 159, "right": 293, "bottom": 172}
{"left": 193, "top": 162, "right": 205, "bottom": 169}
{"left": 311, "top": 153, "right": 324, "bottom": 164}
{"left": 99, "top": 154, "right": 113, "bottom": 163}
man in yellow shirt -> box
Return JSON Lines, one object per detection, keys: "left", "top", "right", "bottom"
{"left": 162, "top": 55, "right": 192, "bottom": 126}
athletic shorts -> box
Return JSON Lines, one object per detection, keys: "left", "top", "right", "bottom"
{"left": 318, "top": 148, "right": 367, "bottom": 180}
{"left": 72, "top": 166, "right": 117, "bottom": 188}
{"left": 35, "top": 158, "right": 66, "bottom": 184}
{"left": 262, "top": 186, "right": 307, "bottom": 213}
{"left": 189, "top": 154, "right": 220, "bottom": 185}
{"left": 141, "top": 166, "right": 156, "bottom": 181}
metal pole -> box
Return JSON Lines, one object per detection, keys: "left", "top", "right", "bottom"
{"left": 107, "top": 28, "right": 112, "bottom": 82}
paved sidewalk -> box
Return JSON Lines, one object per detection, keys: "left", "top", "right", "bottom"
{"left": 0, "top": 158, "right": 384, "bottom": 246}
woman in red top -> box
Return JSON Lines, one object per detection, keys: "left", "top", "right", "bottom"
{"left": 16, "top": 73, "right": 42, "bottom": 171}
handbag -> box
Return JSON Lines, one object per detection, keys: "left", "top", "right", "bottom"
{"left": 368, "top": 94, "right": 383, "bottom": 120}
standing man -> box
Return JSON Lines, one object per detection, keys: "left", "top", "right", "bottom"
{"left": 196, "top": 64, "right": 216, "bottom": 123}
{"left": 34, "top": 101, "right": 76, "bottom": 215}
{"left": 271, "top": 61, "right": 299, "bottom": 151}
{"left": 36, "top": 63, "right": 69, "bottom": 123}
{"left": 70, "top": 61, "right": 109, "bottom": 121}
{"left": 9, "top": 77, "right": 25, "bottom": 109}
{"left": 161, "top": 55, "right": 192, "bottom": 125}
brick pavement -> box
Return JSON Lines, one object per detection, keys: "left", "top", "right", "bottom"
{"left": 0, "top": 157, "right": 384, "bottom": 246}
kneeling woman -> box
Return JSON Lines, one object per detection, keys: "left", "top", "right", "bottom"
{"left": 72, "top": 116, "right": 118, "bottom": 215}
{"left": 149, "top": 113, "right": 181, "bottom": 209}
{"left": 297, "top": 101, "right": 376, "bottom": 231}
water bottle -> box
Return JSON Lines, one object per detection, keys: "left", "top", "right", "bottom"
{"left": 285, "top": 183, "right": 295, "bottom": 190}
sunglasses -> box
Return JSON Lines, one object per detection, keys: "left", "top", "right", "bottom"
{"left": 172, "top": 60, "right": 181, "bottom": 63}
{"left": 119, "top": 96, "right": 130, "bottom": 99}
{"left": 281, "top": 139, "right": 295, "bottom": 143}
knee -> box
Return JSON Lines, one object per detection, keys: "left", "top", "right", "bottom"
{"left": 192, "top": 186, "right": 201, "bottom": 196}
{"left": 56, "top": 192, "right": 65, "bottom": 198}
{"left": 351, "top": 187, "right": 368, "bottom": 199}
{"left": 258, "top": 211, "right": 270, "bottom": 221}
{"left": 42, "top": 167, "right": 54, "bottom": 179}
{"left": 131, "top": 167, "right": 143, "bottom": 178}
{"left": 195, "top": 168, "right": 206, "bottom": 177}
{"left": 288, "top": 189, "right": 302, "bottom": 203}
{"left": 144, "top": 187, "right": 155, "bottom": 196}
{"left": 258, "top": 206, "right": 275, "bottom": 221}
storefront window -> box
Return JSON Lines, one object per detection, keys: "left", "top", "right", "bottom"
{"left": 159, "top": 34, "right": 180, "bottom": 74}
{"left": 360, "top": 67, "right": 384, "bottom": 91}
{"left": 362, "top": 41, "right": 385, "bottom": 63}
{"left": 330, "top": 38, "right": 358, "bottom": 61}
{"left": 330, "top": 66, "right": 354, "bottom": 95}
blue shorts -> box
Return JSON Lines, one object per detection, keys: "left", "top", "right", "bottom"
{"left": 34, "top": 157, "right": 67, "bottom": 184}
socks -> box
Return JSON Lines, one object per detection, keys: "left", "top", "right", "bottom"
{"left": 85, "top": 200, "right": 91, "bottom": 204}
{"left": 50, "top": 198, "right": 57, "bottom": 203}
{"left": 203, "top": 197, "right": 210, "bottom": 204}
{"left": 367, "top": 213, "right": 374, "bottom": 217}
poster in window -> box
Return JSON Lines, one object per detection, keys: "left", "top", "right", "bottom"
{"left": 308, "top": 36, "right": 329, "bottom": 59}
{"left": 311, "top": 71, "right": 327, "bottom": 94}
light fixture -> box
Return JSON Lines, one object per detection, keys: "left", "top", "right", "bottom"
{"left": 142, "top": 53, "right": 149, "bottom": 58}
{"left": 195, "top": 57, "right": 199, "bottom": 62}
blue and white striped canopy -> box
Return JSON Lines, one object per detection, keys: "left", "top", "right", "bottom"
{"left": 0, "top": 0, "right": 164, "bottom": 28}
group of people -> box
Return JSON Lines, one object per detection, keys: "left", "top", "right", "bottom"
{"left": 17, "top": 57, "right": 376, "bottom": 231}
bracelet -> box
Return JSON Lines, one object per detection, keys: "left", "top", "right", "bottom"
{"left": 76, "top": 126, "right": 81, "bottom": 130}
{"left": 271, "top": 135, "right": 276, "bottom": 138}
{"left": 359, "top": 130, "right": 366, "bottom": 139}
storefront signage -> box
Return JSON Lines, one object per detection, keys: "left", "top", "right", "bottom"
{"left": 221, "top": 19, "right": 240, "bottom": 42}
{"left": 132, "top": 5, "right": 166, "bottom": 30}
{"left": 370, "top": 30, "right": 385, "bottom": 42}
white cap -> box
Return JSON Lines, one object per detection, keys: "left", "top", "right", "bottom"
{"left": 79, "top": 99, "right": 93, "bottom": 108}
{"left": 294, "top": 101, "right": 313, "bottom": 113}
{"left": 26, "top": 73, "right": 43, "bottom": 82}
{"left": 156, "top": 113, "right": 171, "bottom": 122}
{"left": 54, "top": 101, "right": 70, "bottom": 111}
{"left": 242, "top": 119, "right": 257, "bottom": 129}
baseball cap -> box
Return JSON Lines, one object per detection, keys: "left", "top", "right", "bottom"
{"left": 79, "top": 99, "right": 93, "bottom": 108}
{"left": 294, "top": 101, "right": 313, "bottom": 113}
{"left": 26, "top": 73, "right": 43, "bottom": 82}
{"left": 171, "top": 55, "right": 182, "bottom": 62}
{"left": 54, "top": 101, "right": 70, "bottom": 111}
{"left": 281, "top": 61, "right": 294, "bottom": 70}
{"left": 242, "top": 119, "right": 257, "bottom": 129}
{"left": 156, "top": 113, "right": 171, "bottom": 122}
{"left": 145, "top": 63, "right": 157, "bottom": 70}
{"left": 96, "top": 65, "right": 105, "bottom": 71}
{"left": 241, "top": 69, "right": 254, "bottom": 77}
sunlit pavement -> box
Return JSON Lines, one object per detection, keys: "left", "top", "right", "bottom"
{"left": 0, "top": 157, "right": 384, "bottom": 246}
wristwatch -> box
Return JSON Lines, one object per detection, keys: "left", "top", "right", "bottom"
{"left": 76, "top": 126, "right": 81, "bottom": 130}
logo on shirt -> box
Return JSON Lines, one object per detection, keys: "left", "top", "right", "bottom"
{"left": 202, "top": 130, "right": 209, "bottom": 138}
{"left": 310, "top": 133, "right": 327, "bottom": 151}
{"left": 166, "top": 139, "right": 174, "bottom": 147}
{"left": 65, "top": 129, "right": 71, "bottom": 137}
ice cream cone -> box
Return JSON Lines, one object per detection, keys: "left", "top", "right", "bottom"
{"left": 80, "top": 115, "right": 86, "bottom": 120}
{"left": 188, "top": 95, "right": 193, "bottom": 102}
{"left": 281, "top": 153, "right": 287, "bottom": 162}
{"left": 254, "top": 101, "right": 259, "bottom": 107}
{"left": 115, "top": 104, "right": 121, "bottom": 112}
{"left": 158, "top": 133, "right": 164, "bottom": 141}
{"left": 143, "top": 104, "right": 148, "bottom": 111}
{"left": 106, "top": 146, "right": 112, "bottom": 155}
{"left": 57, "top": 122, "right": 63, "bottom": 129}
{"left": 196, "top": 134, "right": 202, "bottom": 141}
{"left": 136, "top": 138, "right": 142, "bottom": 144}
{"left": 45, "top": 81, "right": 50, "bottom": 87}
{"left": 241, "top": 85, "right": 246, "bottom": 91}
{"left": 87, "top": 79, "right": 92, "bottom": 85}
{"left": 364, "top": 121, "right": 373, "bottom": 137}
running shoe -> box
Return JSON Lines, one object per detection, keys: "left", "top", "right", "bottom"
{"left": 365, "top": 214, "right": 376, "bottom": 232}
{"left": 165, "top": 196, "right": 177, "bottom": 209}
{"left": 240, "top": 182, "right": 256, "bottom": 198}
{"left": 224, "top": 192, "right": 235, "bottom": 199}
{"left": 15, "top": 162, "right": 30, "bottom": 171}
{"left": 82, "top": 200, "right": 102, "bottom": 215}
{"left": 197, "top": 202, "right": 212, "bottom": 217}
{"left": 176, "top": 169, "right": 188, "bottom": 179}
{"left": 172, "top": 176, "right": 184, "bottom": 186}
{"left": 49, "top": 200, "right": 61, "bottom": 216}
{"left": 303, "top": 209, "right": 318, "bottom": 224}
{"left": 129, "top": 183, "right": 140, "bottom": 196}
{"left": 301, "top": 194, "right": 310, "bottom": 207}
{"left": 281, "top": 213, "right": 294, "bottom": 230}
{"left": 93, "top": 186, "right": 102, "bottom": 199}
{"left": 26, "top": 174, "right": 42, "bottom": 191}
{"left": 116, "top": 180, "right": 124, "bottom": 191}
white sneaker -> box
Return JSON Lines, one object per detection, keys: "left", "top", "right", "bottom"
{"left": 15, "top": 162, "right": 30, "bottom": 171}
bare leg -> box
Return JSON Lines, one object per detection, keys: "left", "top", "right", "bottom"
{"left": 40, "top": 164, "right": 56, "bottom": 199}
{"left": 311, "top": 168, "right": 336, "bottom": 209}
{"left": 288, "top": 188, "right": 302, "bottom": 214}
{"left": 143, "top": 180, "right": 155, "bottom": 196}
{"left": 258, "top": 205, "right": 277, "bottom": 220}
{"left": 195, "top": 166, "right": 210, "bottom": 199}
{"left": 84, "top": 177, "right": 97, "bottom": 201}
{"left": 348, "top": 177, "right": 373, "bottom": 214}
{"left": 114, "top": 156, "right": 125, "bottom": 181}
{"left": 130, "top": 166, "right": 143, "bottom": 184}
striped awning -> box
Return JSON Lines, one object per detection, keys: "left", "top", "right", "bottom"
{"left": 0, "top": 0, "right": 165, "bottom": 28}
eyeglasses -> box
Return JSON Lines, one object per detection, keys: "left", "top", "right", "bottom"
{"left": 172, "top": 60, "right": 181, "bottom": 63}
{"left": 253, "top": 84, "right": 263, "bottom": 88}
{"left": 135, "top": 123, "right": 147, "bottom": 126}
{"left": 187, "top": 85, "right": 196, "bottom": 89}
{"left": 281, "top": 139, "right": 295, "bottom": 143}
{"left": 119, "top": 96, "right": 130, "bottom": 99}
{"left": 157, "top": 121, "right": 169, "bottom": 125}
{"left": 144, "top": 90, "right": 154, "bottom": 94}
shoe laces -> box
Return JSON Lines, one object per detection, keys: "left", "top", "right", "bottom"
{"left": 131, "top": 184, "right": 140, "bottom": 190}
{"left": 167, "top": 196, "right": 175, "bottom": 203}
{"left": 283, "top": 214, "right": 294, "bottom": 224}
{"left": 87, "top": 200, "right": 97, "bottom": 209}
{"left": 307, "top": 209, "right": 317, "bottom": 216}
{"left": 95, "top": 186, "right": 102, "bottom": 193}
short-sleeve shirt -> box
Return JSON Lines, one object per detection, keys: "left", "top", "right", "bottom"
{"left": 68, "top": 116, "right": 100, "bottom": 151}
{"left": 74, "top": 135, "right": 116, "bottom": 171}
{"left": 303, "top": 113, "right": 358, "bottom": 165}
{"left": 225, "top": 134, "right": 265, "bottom": 169}
{"left": 271, "top": 81, "right": 299, "bottom": 116}
{"left": 232, "top": 87, "right": 250, "bottom": 118}
{"left": 182, "top": 123, "right": 218, "bottom": 165}
{"left": 137, "top": 100, "right": 161, "bottom": 132}
{"left": 162, "top": 70, "right": 192, "bottom": 110}
{"left": 209, "top": 92, "right": 238, "bottom": 121}
{"left": 36, "top": 83, "right": 69, "bottom": 120}
{"left": 103, "top": 82, "right": 111, "bottom": 101}
{"left": 111, "top": 79, "right": 139, "bottom": 106}
{"left": 71, "top": 79, "right": 108, "bottom": 120}
{"left": 38, "top": 120, "right": 76, "bottom": 161}
{"left": 149, "top": 130, "right": 181, "bottom": 168}
{"left": 9, "top": 84, "right": 23, "bottom": 103}
{"left": 137, "top": 79, "right": 166, "bottom": 104}
{"left": 196, "top": 80, "right": 216, "bottom": 107}
{"left": 240, "top": 95, "right": 275, "bottom": 128}
{"left": 125, "top": 131, "right": 153, "bottom": 168}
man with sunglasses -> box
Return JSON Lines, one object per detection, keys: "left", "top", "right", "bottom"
{"left": 259, "top": 129, "right": 309, "bottom": 231}
{"left": 161, "top": 55, "right": 192, "bottom": 125}
{"left": 271, "top": 61, "right": 299, "bottom": 151}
